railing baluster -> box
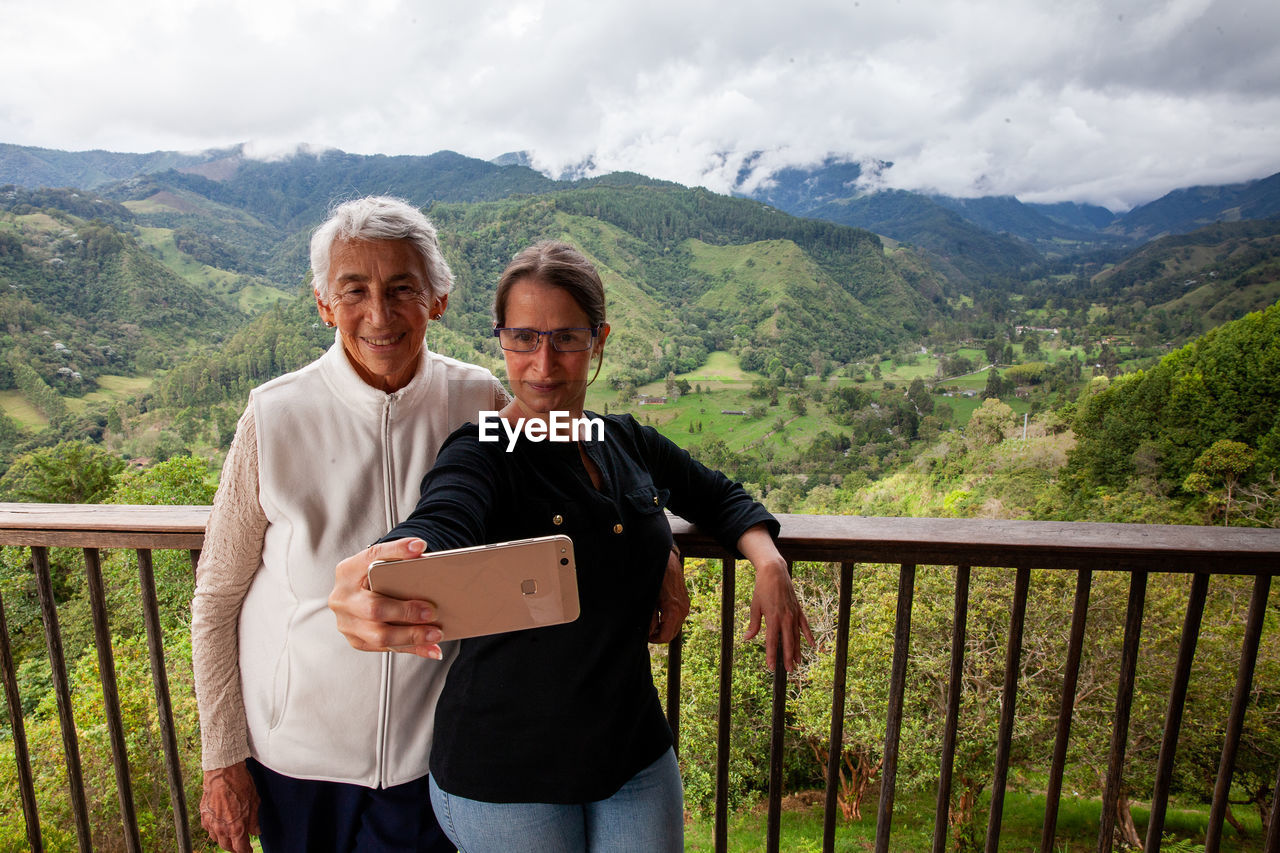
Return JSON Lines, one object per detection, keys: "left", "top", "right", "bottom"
{"left": 3, "top": 505, "right": 1280, "bottom": 852}
{"left": 666, "top": 629, "right": 683, "bottom": 757}
{"left": 1097, "top": 569, "right": 1149, "bottom": 853}
{"left": 136, "top": 549, "right": 193, "bottom": 852}
{"left": 822, "top": 561, "right": 855, "bottom": 853}
{"left": 1145, "top": 572, "right": 1210, "bottom": 853}
{"left": 766, "top": 652, "right": 787, "bottom": 852}
{"left": 1041, "top": 568, "right": 1093, "bottom": 853}
{"left": 874, "top": 563, "right": 917, "bottom": 853}
{"left": 1205, "top": 573, "right": 1272, "bottom": 853}
{"left": 83, "top": 547, "right": 142, "bottom": 853}
{"left": 0, "top": 589, "right": 43, "bottom": 852}
{"left": 933, "top": 564, "right": 971, "bottom": 853}
{"left": 765, "top": 561, "right": 794, "bottom": 853}
{"left": 986, "top": 566, "right": 1031, "bottom": 853}
{"left": 32, "top": 546, "right": 93, "bottom": 852}
{"left": 714, "top": 557, "right": 736, "bottom": 853}
{"left": 1265, "top": 755, "right": 1280, "bottom": 853}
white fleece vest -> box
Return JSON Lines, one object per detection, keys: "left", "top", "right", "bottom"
{"left": 239, "top": 338, "right": 504, "bottom": 787}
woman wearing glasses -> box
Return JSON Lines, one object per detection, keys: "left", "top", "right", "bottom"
{"left": 329, "top": 241, "right": 813, "bottom": 853}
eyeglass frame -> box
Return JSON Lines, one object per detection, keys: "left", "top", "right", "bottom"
{"left": 492, "top": 326, "right": 603, "bottom": 352}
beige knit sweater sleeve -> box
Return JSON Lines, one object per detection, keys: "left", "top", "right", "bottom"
{"left": 191, "top": 406, "right": 267, "bottom": 772}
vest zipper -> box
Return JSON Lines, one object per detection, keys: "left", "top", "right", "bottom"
{"left": 375, "top": 394, "right": 397, "bottom": 788}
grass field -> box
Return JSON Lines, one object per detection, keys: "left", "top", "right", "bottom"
{"left": 133, "top": 226, "right": 291, "bottom": 313}
{"left": 0, "top": 390, "right": 48, "bottom": 429}
{"left": 587, "top": 349, "right": 1030, "bottom": 456}
{"left": 4, "top": 375, "right": 155, "bottom": 423}
{"left": 682, "top": 788, "right": 1263, "bottom": 852}
{"left": 238, "top": 283, "right": 293, "bottom": 313}
{"left": 64, "top": 374, "right": 155, "bottom": 413}
{"left": 135, "top": 226, "right": 242, "bottom": 290}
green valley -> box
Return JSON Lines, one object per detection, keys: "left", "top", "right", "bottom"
{"left": 0, "top": 150, "right": 1277, "bottom": 529}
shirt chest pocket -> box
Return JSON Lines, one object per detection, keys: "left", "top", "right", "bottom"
{"left": 620, "top": 485, "right": 672, "bottom": 538}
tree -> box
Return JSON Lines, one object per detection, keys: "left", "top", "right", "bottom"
{"left": 109, "top": 455, "right": 217, "bottom": 506}
{"left": 907, "top": 378, "right": 934, "bottom": 416}
{"left": 1096, "top": 343, "right": 1121, "bottom": 378}
{"left": 1236, "top": 473, "right": 1280, "bottom": 528}
{"left": 983, "top": 369, "right": 1007, "bottom": 401}
{"left": 0, "top": 440, "right": 123, "bottom": 503}
{"left": 1183, "top": 440, "right": 1257, "bottom": 525}
{"left": 966, "top": 399, "right": 1016, "bottom": 450}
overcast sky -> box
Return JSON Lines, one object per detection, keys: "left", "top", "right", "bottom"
{"left": 2, "top": 0, "right": 1277, "bottom": 211}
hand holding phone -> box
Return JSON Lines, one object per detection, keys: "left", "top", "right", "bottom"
{"left": 367, "top": 535, "right": 579, "bottom": 641}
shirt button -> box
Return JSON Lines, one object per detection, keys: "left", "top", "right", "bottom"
{"left": 552, "top": 514, "right": 564, "bottom": 526}
{"left": 613, "top": 523, "right": 624, "bottom": 534}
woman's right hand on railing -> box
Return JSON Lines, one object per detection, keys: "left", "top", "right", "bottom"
{"left": 200, "top": 762, "right": 259, "bottom": 853}
{"left": 328, "top": 537, "right": 445, "bottom": 659}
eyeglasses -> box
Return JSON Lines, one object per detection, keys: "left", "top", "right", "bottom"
{"left": 493, "top": 327, "right": 599, "bottom": 352}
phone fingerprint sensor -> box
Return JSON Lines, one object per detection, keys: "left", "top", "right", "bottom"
{"left": 520, "top": 579, "right": 538, "bottom": 595}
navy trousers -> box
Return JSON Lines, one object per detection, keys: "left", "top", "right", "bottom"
{"left": 247, "top": 758, "right": 455, "bottom": 852}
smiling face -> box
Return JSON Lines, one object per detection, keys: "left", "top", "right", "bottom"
{"left": 499, "top": 277, "right": 609, "bottom": 421}
{"left": 315, "top": 238, "right": 446, "bottom": 393}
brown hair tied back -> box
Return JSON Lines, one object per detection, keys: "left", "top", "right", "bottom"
{"left": 494, "top": 241, "right": 608, "bottom": 384}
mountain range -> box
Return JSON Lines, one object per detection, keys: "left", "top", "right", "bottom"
{"left": 5, "top": 142, "right": 1280, "bottom": 258}
{"left": 3, "top": 138, "right": 1280, "bottom": 497}
{"left": 2, "top": 141, "right": 1279, "bottom": 411}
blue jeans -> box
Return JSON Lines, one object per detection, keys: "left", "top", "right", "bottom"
{"left": 429, "top": 748, "right": 683, "bottom": 853}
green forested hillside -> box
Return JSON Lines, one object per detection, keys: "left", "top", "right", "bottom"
{"left": 1062, "top": 301, "right": 1280, "bottom": 518}
{"left": 424, "top": 187, "right": 943, "bottom": 380}
{"left": 151, "top": 292, "right": 332, "bottom": 409}
{"left": 770, "top": 187, "right": 1047, "bottom": 285}
{"left": 787, "top": 301, "right": 1280, "bottom": 529}
{"left": 1081, "top": 219, "right": 1280, "bottom": 343}
{"left": 0, "top": 202, "right": 239, "bottom": 389}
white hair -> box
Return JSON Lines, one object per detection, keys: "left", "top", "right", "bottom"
{"left": 309, "top": 196, "right": 453, "bottom": 300}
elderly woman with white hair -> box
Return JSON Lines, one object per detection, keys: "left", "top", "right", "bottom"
{"left": 190, "top": 196, "right": 511, "bottom": 853}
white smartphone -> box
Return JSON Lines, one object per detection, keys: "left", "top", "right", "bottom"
{"left": 367, "top": 534, "right": 579, "bottom": 640}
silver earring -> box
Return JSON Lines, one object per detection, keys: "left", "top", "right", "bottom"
{"left": 325, "top": 321, "right": 335, "bottom": 327}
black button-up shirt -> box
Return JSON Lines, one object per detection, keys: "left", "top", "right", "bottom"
{"left": 381, "top": 413, "right": 778, "bottom": 803}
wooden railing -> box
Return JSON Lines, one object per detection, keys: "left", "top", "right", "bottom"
{"left": 1, "top": 502, "right": 1278, "bottom": 853}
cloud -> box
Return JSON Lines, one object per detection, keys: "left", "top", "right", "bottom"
{"left": 1, "top": 0, "right": 1277, "bottom": 208}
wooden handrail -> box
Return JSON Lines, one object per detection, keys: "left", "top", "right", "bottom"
{"left": 0, "top": 502, "right": 208, "bottom": 549}
{"left": 4, "top": 503, "right": 1278, "bottom": 570}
